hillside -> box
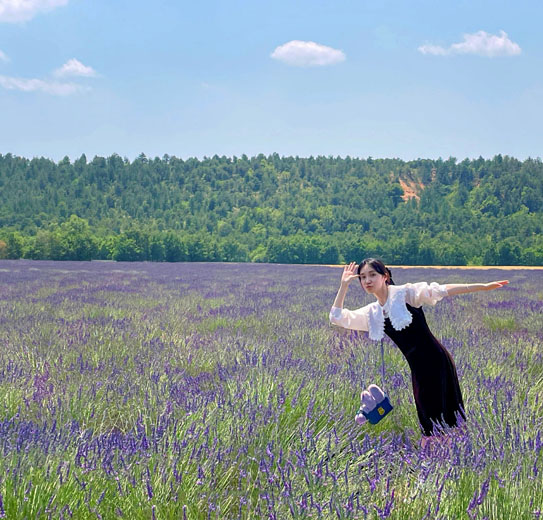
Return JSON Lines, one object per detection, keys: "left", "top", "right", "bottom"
{"left": 0, "top": 153, "right": 542, "bottom": 265}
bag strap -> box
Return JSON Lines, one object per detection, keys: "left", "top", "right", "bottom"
{"left": 380, "top": 339, "right": 386, "bottom": 388}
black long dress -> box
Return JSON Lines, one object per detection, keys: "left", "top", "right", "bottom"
{"left": 383, "top": 303, "right": 466, "bottom": 436}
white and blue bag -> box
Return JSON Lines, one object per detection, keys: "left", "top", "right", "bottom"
{"left": 355, "top": 340, "right": 393, "bottom": 425}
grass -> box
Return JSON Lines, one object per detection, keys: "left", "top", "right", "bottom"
{"left": 482, "top": 315, "right": 518, "bottom": 332}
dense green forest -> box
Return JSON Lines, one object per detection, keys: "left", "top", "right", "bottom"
{"left": 0, "top": 153, "right": 542, "bottom": 265}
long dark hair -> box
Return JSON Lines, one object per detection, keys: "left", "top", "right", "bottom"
{"left": 357, "top": 258, "right": 394, "bottom": 285}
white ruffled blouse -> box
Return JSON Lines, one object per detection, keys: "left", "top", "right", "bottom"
{"left": 329, "top": 282, "right": 448, "bottom": 341}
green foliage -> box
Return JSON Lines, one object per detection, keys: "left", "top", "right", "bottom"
{"left": 0, "top": 153, "right": 542, "bottom": 264}
{"left": 483, "top": 315, "right": 518, "bottom": 332}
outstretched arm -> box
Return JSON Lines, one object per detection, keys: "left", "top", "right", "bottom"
{"left": 445, "top": 280, "right": 509, "bottom": 296}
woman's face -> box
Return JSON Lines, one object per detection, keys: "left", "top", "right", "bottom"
{"left": 359, "top": 264, "right": 387, "bottom": 294}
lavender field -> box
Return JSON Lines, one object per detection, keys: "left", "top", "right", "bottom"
{"left": 0, "top": 260, "right": 542, "bottom": 519}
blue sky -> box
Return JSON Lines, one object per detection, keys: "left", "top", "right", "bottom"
{"left": 0, "top": 0, "right": 541, "bottom": 162}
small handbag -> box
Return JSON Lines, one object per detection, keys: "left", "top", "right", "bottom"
{"left": 355, "top": 340, "right": 393, "bottom": 425}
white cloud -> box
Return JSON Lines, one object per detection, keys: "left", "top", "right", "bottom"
{"left": 271, "top": 40, "right": 346, "bottom": 67}
{"left": 418, "top": 30, "right": 521, "bottom": 57}
{"left": 0, "top": 58, "right": 97, "bottom": 95}
{"left": 417, "top": 43, "right": 448, "bottom": 56}
{"left": 55, "top": 58, "right": 97, "bottom": 78}
{"left": 0, "top": 0, "right": 69, "bottom": 23}
{"left": 0, "top": 74, "right": 86, "bottom": 95}
{"left": 451, "top": 30, "right": 521, "bottom": 57}
{"left": 0, "top": 49, "right": 9, "bottom": 62}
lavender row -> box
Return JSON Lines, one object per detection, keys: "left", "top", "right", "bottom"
{"left": 0, "top": 260, "right": 542, "bottom": 518}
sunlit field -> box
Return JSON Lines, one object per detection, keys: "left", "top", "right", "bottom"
{"left": 0, "top": 260, "right": 542, "bottom": 519}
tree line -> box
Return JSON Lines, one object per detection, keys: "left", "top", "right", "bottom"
{"left": 0, "top": 153, "right": 542, "bottom": 265}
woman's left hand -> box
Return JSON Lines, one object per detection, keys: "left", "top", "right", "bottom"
{"left": 482, "top": 280, "right": 509, "bottom": 291}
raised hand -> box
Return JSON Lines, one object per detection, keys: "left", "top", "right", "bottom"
{"left": 340, "top": 262, "right": 360, "bottom": 286}
{"left": 332, "top": 262, "right": 360, "bottom": 309}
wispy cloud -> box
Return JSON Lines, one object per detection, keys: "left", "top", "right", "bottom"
{"left": 0, "top": 0, "right": 69, "bottom": 23}
{"left": 271, "top": 40, "right": 346, "bottom": 67}
{"left": 0, "top": 49, "right": 9, "bottom": 62}
{"left": 0, "top": 75, "right": 86, "bottom": 95}
{"left": 54, "top": 58, "right": 97, "bottom": 78}
{"left": 0, "top": 58, "right": 97, "bottom": 95}
{"left": 418, "top": 30, "right": 521, "bottom": 57}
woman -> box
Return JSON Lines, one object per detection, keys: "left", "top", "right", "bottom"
{"left": 330, "top": 258, "right": 508, "bottom": 446}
